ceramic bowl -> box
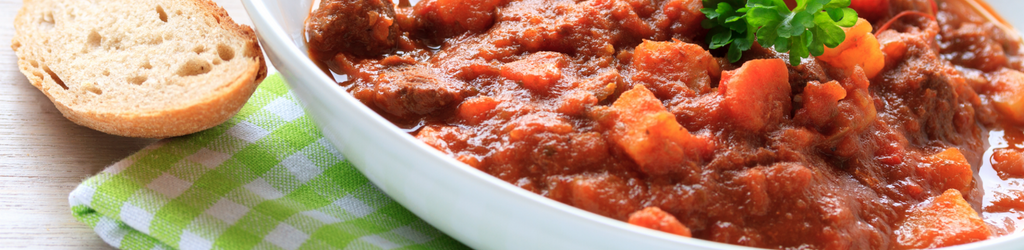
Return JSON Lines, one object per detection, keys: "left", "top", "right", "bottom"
{"left": 240, "top": 0, "right": 1024, "bottom": 248}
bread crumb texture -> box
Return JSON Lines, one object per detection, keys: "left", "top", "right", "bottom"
{"left": 11, "top": 0, "right": 267, "bottom": 138}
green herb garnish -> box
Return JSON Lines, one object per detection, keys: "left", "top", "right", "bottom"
{"left": 701, "top": 0, "right": 859, "bottom": 66}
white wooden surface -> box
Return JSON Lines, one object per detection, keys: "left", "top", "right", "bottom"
{"left": 0, "top": 0, "right": 254, "bottom": 248}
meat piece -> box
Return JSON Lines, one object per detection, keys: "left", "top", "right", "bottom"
{"left": 412, "top": 0, "right": 502, "bottom": 39}
{"left": 940, "top": 22, "right": 1008, "bottom": 72}
{"left": 307, "top": 0, "right": 399, "bottom": 59}
{"left": 370, "top": 66, "right": 469, "bottom": 119}
{"left": 875, "top": 22, "right": 981, "bottom": 150}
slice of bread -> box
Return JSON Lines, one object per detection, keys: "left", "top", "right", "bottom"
{"left": 11, "top": 0, "right": 268, "bottom": 138}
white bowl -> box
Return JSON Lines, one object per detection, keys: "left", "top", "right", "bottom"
{"left": 240, "top": 0, "right": 1024, "bottom": 249}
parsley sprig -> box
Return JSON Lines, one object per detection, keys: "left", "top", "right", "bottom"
{"left": 701, "top": 0, "right": 859, "bottom": 66}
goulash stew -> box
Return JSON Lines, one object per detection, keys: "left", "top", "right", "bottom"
{"left": 306, "top": 0, "right": 1024, "bottom": 248}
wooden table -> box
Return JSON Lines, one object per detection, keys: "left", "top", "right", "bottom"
{"left": 0, "top": 0, "right": 260, "bottom": 248}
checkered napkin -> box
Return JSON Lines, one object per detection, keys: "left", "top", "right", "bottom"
{"left": 68, "top": 74, "right": 467, "bottom": 250}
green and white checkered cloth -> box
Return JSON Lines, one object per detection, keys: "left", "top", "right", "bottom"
{"left": 69, "top": 74, "right": 468, "bottom": 250}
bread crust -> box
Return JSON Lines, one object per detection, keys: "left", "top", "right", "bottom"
{"left": 11, "top": 0, "right": 268, "bottom": 138}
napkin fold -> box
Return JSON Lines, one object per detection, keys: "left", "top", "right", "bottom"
{"left": 69, "top": 74, "right": 467, "bottom": 250}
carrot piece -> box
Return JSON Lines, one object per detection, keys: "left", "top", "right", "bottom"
{"left": 569, "top": 174, "right": 639, "bottom": 220}
{"left": 604, "top": 85, "right": 713, "bottom": 175}
{"left": 457, "top": 96, "right": 501, "bottom": 124}
{"left": 818, "top": 18, "right": 885, "bottom": 79}
{"left": 631, "top": 39, "right": 720, "bottom": 98}
{"left": 794, "top": 80, "right": 846, "bottom": 128}
{"left": 454, "top": 154, "right": 482, "bottom": 170}
{"left": 628, "top": 207, "right": 692, "bottom": 237}
{"left": 415, "top": 125, "right": 464, "bottom": 154}
{"left": 987, "top": 69, "right": 1024, "bottom": 125}
{"left": 718, "top": 58, "right": 791, "bottom": 132}
{"left": 919, "top": 147, "right": 974, "bottom": 194}
{"left": 413, "top": 0, "right": 502, "bottom": 35}
{"left": 500, "top": 52, "right": 568, "bottom": 93}
{"left": 895, "top": 189, "right": 992, "bottom": 249}
{"left": 992, "top": 148, "right": 1024, "bottom": 179}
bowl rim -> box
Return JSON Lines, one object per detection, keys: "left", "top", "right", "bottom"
{"left": 240, "top": 0, "right": 1024, "bottom": 249}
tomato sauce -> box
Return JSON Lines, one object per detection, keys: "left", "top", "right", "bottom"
{"left": 981, "top": 126, "right": 1024, "bottom": 236}
{"left": 306, "top": 0, "right": 1024, "bottom": 248}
